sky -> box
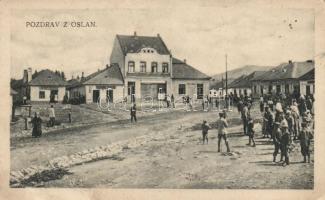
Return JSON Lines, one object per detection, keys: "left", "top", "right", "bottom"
{"left": 10, "top": 6, "right": 314, "bottom": 79}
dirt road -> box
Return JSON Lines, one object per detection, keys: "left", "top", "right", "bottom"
{"left": 11, "top": 106, "right": 314, "bottom": 189}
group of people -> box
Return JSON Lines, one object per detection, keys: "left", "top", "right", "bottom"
{"left": 31, "top": 105, "right": 56, "bottom": 138}
{"left": 201, "top": 93, "right": 314, "bottom": 166}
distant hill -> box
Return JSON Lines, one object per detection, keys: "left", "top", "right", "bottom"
{"left": 210, "top": 65, "right": 273, "bottom": 89}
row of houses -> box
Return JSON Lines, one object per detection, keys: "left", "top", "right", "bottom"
{"left": 211, "top": 60, "right": 315, "bottom": 98}
{"left": 12, "top": 33, "right": 211, "bottom": 104}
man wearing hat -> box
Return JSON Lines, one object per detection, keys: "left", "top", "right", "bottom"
{"left": 241, "top": 102, "right": 249, "bottom": 135}
{"left": 298, "top": 122, "right": 313, "bottom": 163}
{"left": 272, "top": 121, "right": 282, "bottom": 163}
{"left": 285, "top": 110, "right": 295, "bottom": 142}
{"left": 264, "top": 106, "right": 274, "bottom": 138}
{"left": 280, "top": 121, "right": 290, "bottom": 166}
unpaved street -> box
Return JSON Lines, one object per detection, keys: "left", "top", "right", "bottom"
{"left": 11, "top": 106, "right": 313, "bottom": 189}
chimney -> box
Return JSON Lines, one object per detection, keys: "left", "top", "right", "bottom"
{"left": 157, "top": 33, "right": 160, "bottom": 37}
{"left": 76, "top": 75, "right": 80, "bottom": 81}
{"left": 134, "top": 31, "right": 137, "bottom": 36}
{"left": 288, "top": 60, "right": 292, "bottom": 64}
{"left": 184, "top": 59, "right": 187, "bottom": 63}
{"left": 27, "top": 68, "right": 32, "bottom": 82}
{"left": 106, "top": 64, "right": 109, "bottom": 68}
{"left": 81, "top": 72, "right": 84, "bottom": 78}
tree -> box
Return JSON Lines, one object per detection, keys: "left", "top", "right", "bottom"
{"left": 61, "top": 71, "right": 66, "bottom": 80}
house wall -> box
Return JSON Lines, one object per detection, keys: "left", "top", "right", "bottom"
{"left": 68, "top": 86, "right": 86, "bottom": 98}
{"left": 30, "top": 86, "right": 66, "bottom": 102}
{"left": 171, "top": 79, "right": 210, "bottom": 100}
{"left": 300, "top": 80, "right": 315, "bottom": 96}
{"left": 110, "top": 37, "right": 125, "bottom": 77}
{"left": 251, "top": 80, "right": 301, "bottom": 97}
{"left": 231, "top": 87, "right": 252, "bottom": 96}
{"left": 125, "top": 50, "right": 171, "bottom": 74}
{"left": 84, "top": 85, "right": 124, "bottom": 104}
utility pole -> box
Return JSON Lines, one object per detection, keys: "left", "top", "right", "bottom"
{"left": 225, "top": 54, "right": 228, "bottom": 96}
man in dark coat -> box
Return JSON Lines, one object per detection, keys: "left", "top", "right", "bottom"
{"left": 130, "top": 104, "right": 137, "bottom": 123}
{"left": 201, "top": 120, "right": 211, "bottom": 144}
{"left": 264, "top": 106, "right": 274, "bottom": 138}
{"left": 280, "top": 122, "right": 290, "bottom": 166}
{"left": 272, "top": 122, "right": 282, "bottom": 162}
{"left": 299, "top": 122, "right": 313, "bottom": 163}
{"left": 31, "top": 112, "right": 42, "bottom": 137}
{"left": 241, "top": 103, "right": 249, "bottom": 135}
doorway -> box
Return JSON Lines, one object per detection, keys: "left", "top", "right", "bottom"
{"left": 93, "top": 90, "right": 100, "bottom": 103}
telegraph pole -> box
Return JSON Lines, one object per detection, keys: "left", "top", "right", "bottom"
{"left": 225, "top": 54, "right": 228, "bottom": 97}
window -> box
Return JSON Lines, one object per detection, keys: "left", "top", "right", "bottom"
{"left": 197, "top": 84, "right": 204, "bottom": 99}
{"left": 253, "top": 86, "right": 257, "bottom": 94}
{"left": 151, "top": 62, "right": 158, "bottom": 73}
{"left": 268, "top": 85, "right": 272, "bottom": 93}
{"left": 285, "top": 84, "right": 289, "bottom": 94}
{"left": 276, "top": 85, "right": 281, "bottom": 94}
{"left": 260, "top": 86, "right": 264, "bottom": 94}
{"left": 39, "top": 91, "right": 45, "bottom": 99}
{"left": 179, "top": 84, "right": 186, "bottom": 95}
{"left": 162, "top": 63, "right": 169, "bottom": 73}
{"left": 140, "top": 62, "right": 146, "bottom": 72}
{"left": 306, "top": 85, "right": 311, "bottom": 95}
{"left": 244, "top": 89, "right": 247, "bottom": 96}
{"left": 128, "top": 61, "right": 135, "bottom": 73}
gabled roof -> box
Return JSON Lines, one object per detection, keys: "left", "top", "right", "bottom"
{"left": 82, "top": 64, "right": 124, "bottom": 85}
{"left": 28, "top": 70, "right": 67, "bottom": 86}
{"left": 116, "top": 34, "right": 170, "bottom": 55}
{"left": 172, "top": 58, "right": 211, "bottom": 80}
{"left": 66, "top": 79, "right": 81, "bottom": 89}
{"left": 229, "top": 71, "right": 267, "bottom": 88}
{"left": 251, "top": 61, "right": 314, "bottom": 81}
{"left": 299, "top": 68, "right": 314, "bottom": 80}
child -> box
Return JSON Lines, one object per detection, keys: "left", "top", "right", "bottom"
{"left": 201, "top": 120, "right": 210, "bottom": 144}
{"left": 247, "top": 116, "right": 256, "bottom": 147}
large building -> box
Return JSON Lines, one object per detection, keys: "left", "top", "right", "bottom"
{"left": 251, "top": 60, "right": 314, "bottom": 97}
{"left": 109, "top": 33, "right": 210, "bottom": 102}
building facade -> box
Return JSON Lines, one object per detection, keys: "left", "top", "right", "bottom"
{"left": 27, "top": 69, "right": 67, "bottom": 102}
{"left": 110, "top": 33, "right": 210, "bottom": 102}
{"left": 251, "top": 60, "right": 315, "bottom": 98}
{"left": 67, "top": 64, "right": 124, "bottom": 104}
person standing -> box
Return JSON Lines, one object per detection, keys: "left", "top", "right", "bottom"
{"left": 166, "top": 94, "right": 171, "bottom": 108}
{"left": 217, "top": 112, "right": 230, "bottom": 152}
{"left": 201, "top": 120, "right": 211, "bottom": 144}
{"left": 241, "top": 103, "right": 249, "bottom": 135}
{"left": 264, "top": 106, "right": 274, "bottom": 138}
{"left": 285, "top": 110, "right": 295, "bottom": 142}
{"left": 31, "top": 112, "right": 42, "bottom": 138}
{"left": 130, "top": 103, "right": 137, "bottom": 123}
{"left": 280, "top": 122, "right": 290, "bottom": 166}
{"left": 298, "top": 122, "right": 313, "bottom": 163}
{"left": 171, "top": 94, "right": 175, "bottom": 108}
{"left": 49, "top": 105, "right": 55, "bottom": 127}
{"left": 246, "top": 117, "right": 256, "bottom": 147}
{"left": 272, "top": 122, "right": 282, "bottom": 163}
{"left": 259, "top": 96, "right": 264, "bottom": 113}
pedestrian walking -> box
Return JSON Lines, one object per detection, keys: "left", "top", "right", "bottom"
{"left": 259, "top": 96, "right": 264, "bottom": 113}
{"left": 298, "top": 122, "right": 313, "bottom": 163}
{"left": 272, "top": 122, "right": 282, "bottom": 163}
{"left": 280, "top": 122, "right": 290, "bottom": 166}
{"left": 246, "top": 116, "right": 256, "bottom": 147}
{"left": 31, "top": 112, "right": 42, "bottom": 138}
{"left": 49, "top": 105, "right": 55, "bottom": 127}
{"left": 130, "top": 103, "right": 137, "bottom": 123}
{"left": 201, "top": 120, "right": 211, "bottom": 144}
{"left": 217, "top": 112, "right": 230, "bottom": 152}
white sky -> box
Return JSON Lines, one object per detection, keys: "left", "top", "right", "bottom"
{"left": 10, "top": 7, "right": 314, "bottom": 79}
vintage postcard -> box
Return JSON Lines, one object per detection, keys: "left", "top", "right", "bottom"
{"left": 1, "top": 0, "right": 325, "bottom": 199}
